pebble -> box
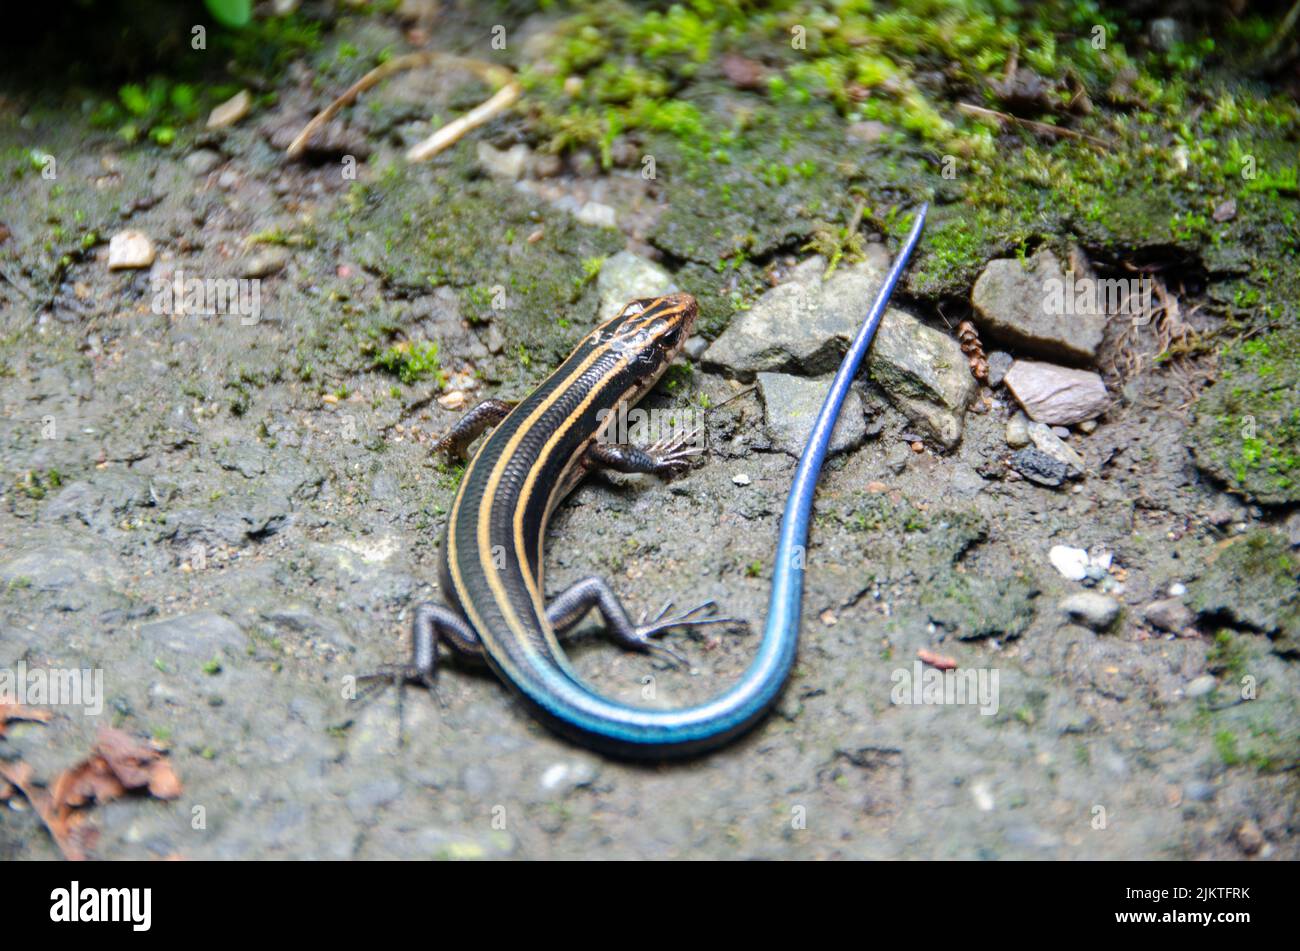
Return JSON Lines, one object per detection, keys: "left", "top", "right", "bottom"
{"left": 575, "top": 201, "right": 617, "bottom": 229}
{"left": 1049, "top": 544, "right": 1090, "bottom": 581}
{"left": 1027, "top": 421, "right": 1085, "bottom": 475}
{"left": 1060, "top": 592, "right": 1120, "bottom": 630}
{"left": 732, "top": 473, "right": 751, "bottom": 486}
{"left": 1144, "top": 597, "right": 1193, "bottom": 633}
{"left": 1185, "top": 675, "right": 1217, "bottom": 699}
{"left": 107, "top": 230, "right": 156, "bottom": 270}
{"left": 1004, "top": 360, "right": 1110, "bottom": 426}
{"left": 185, "top": 149, "right": 223, "bottom": 175}
{"left": 240, "top": 246, "right": 290, "bottom": 278}
{"left": 1010, "top": 447, "right": 1071, "bottom": 487}
{"left": 1168, "top": 582, "right": 1187, "bottom": 597}
{"left": 1005, "top": 412, "right": 1030, "bottom": 448}
{"left": 1184, "top": 781, "right": 1216, "bottom": 803}
{"left": 476, "top": 141, "right": 530, "bottom": 181}
{"left": 207, "top": 89, "right": 252, "bottom": 129}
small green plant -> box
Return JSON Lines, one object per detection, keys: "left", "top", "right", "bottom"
{"left": 373, "top": 341, "right": 446, "bottom": 386}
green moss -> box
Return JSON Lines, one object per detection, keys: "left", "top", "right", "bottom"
{"left": 1188, "top": 531, "right": 1299, "bottom": 648}
{"left": 1190, "top": 329, "right": 1300, "bottom": 505}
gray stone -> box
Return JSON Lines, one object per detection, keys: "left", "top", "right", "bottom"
{"left": 140, "top": 611, "right": 246, "bottom": 656}
{"left": 1026, "top": 421, "right": 1085, "bottom": 476}
{"left": 1144, "top": 598, "right": 1193, "bottom": 634}
{"left": 1060, "top": 592, "right": 1120, "bottom": 630}
{"left": 1185, "top": 675, "right": 1217, "bottom": 699}
{"left": 1003, "top": 360, "right": 1109, "bottom": 425}
{"left": 596, "top": 251, "right": 677, "bottom": 322}
{"left": 1010, "top": 447, "right": 1071, "bottom": 487}
{"left": 866, "top": 309, "right": 977, "bottom": 449}
{"left": 705, "top": 256, "right": 975, "bottom": 446}
{"left": 758, "top": 372, "right": 867, "bottom": 457}
{"left": 971, "top": 248, "right": 1107, "bottom": 362}
{"left": 987, "top": 350, "right": 1013, "bottom": 387}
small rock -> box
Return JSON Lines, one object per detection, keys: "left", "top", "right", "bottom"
{"left": 1144, "top": 597, "right": 1193, "bottom": 633}
{"left": 531, "top": 153, "right": 563, "bottom": 178}
{"left": 1049, "top": 545, "right": 1090, "bottom": 581}
{"left": 758, "top": 372, "right": 866, "bottom": 456}
{"left": 1076, "top": 419, "right": 1098, "bottom": 434}
{"left": 1061, "top": 592, "right": 1120, "bottom": 630}
{"left": 971, "top": 248, "right": 1107, "bottom": 362}
{"left": 595, "top": 251, "right": 676, "bottom": 321}
{"left": 1168, "top": 582, "right": 1187, "bottom": 596}
{"left": 1004, "top": 360, "right": 1109, "bottom": 425}
{"left": 720, "top": 52, "right": 767, "bottom": 90}
{"left": 683, "top": 337, "right": 709, "bottom": 360}
{"left": 1185, "top": 675, "right": 1217, "bottom": 699}
{"left": 1026, "top": 421, "right": 1086, "bottom": 475}
{"left": 1232, "top": 819, "right": 1265, "bottom": 855}
{"left": 1184, "top": 781, "right": 1215, "bottom": 802}
{"left": 184, "top": 149, "right": 222, "bottom": 175}
{"left": 1212, "top": 198, "right": 1237, "bottom": 223}
{"left": 575, "top": 201, "right": 617, "bottom": 228}
{"left": 1005, "top": 412, "right": 1030, "bottom": 448}
{"left": 476, "top": 141, "right": 530, "bottom": 181}
{"left": 207, "top": 89, "right": 252, "bottom": 129}
{"left": 240, "top": 245, "right": 290, "bottom": 278}
{"left": 986, "top": 350, "right": 1013, "bottom": 388}
{"left": 107, "top": 230, "right": 156, "bottom": 270}
{"left": 732, "top": 473, "right": 751, "bottom": 486}
{"left": 1010, "top": 447, "right": 1070, "bottom": 487}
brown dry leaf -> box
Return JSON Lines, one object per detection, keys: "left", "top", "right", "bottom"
{"left": 0, "top": 726, "right": 181, "bottom": 860}
{"left": 0, "top": 703, "right": 53, "bottom": 737}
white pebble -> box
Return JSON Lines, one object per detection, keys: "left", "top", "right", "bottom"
{"left": 1049, "top": 544, "right": 1089, "bottom": 581}
{"left": 107, "top": 230, "right": 156, "bottom": 270}
{"left": 732, "top": 473, "right": 752, "bottom": 486}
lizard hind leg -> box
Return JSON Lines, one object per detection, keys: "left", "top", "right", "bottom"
{"left": 355, "top": 602, "right": 482, "bottom": 742}
{"left": 545, "top": 577, "right": 739, "bottom": 668}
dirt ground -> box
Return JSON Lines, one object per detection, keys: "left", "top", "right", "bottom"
{"left": 0, "top": 1, "right": 1296, "bottom": 860}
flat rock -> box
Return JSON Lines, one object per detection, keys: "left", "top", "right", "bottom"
{"left": 1006, "top": 411, "right": 1030, "bottom": 447}
{"left": 140, "top": 611, "right": 247, "bottom": 657}
{"left": 1003, "top": 359, "right": 1109, "bottom": 425}
{"left": 207, "top": 89, "right": 252, "bottom": 129}
{"left": 758, "top": 372, "right": 866, "bottom": 456}
{"left": 1049, "top": 544, "right": 1090, "bottom": 581}
{"left": 971, "top": 248, "right": 1107, "bottom": 362}
{"left": 596, "top": 251, "right": 677, "bottom": 322}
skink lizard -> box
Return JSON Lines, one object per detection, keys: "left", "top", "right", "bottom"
{"left": 366, "top": 204, "right": 928, "bottom": 757}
